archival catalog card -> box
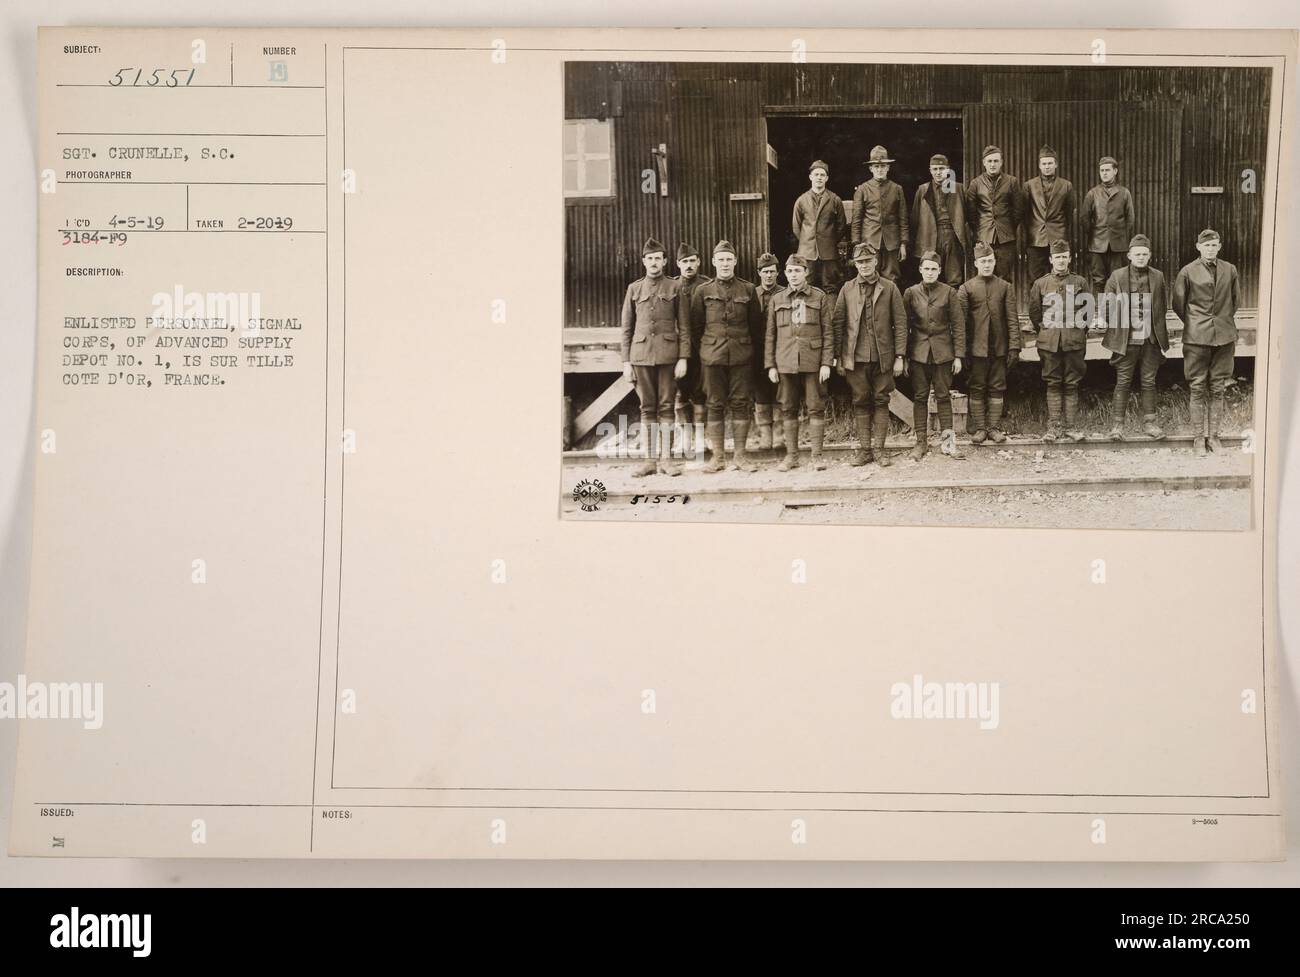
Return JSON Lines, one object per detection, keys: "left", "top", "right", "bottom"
{"left": 12, "top": 27, "right": 1292, "bottom": 859}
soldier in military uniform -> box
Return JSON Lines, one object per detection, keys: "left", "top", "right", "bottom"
{"left": 833, "top": 242, "right": 907, "bottom": 467}
{"left": 690, "top": 240, "right": 764, "bottom": 473}
{"left": 792, "top": 159, "right": 848, "bottom": 293}
{"left": 911, "top": 153, "right": 969, "bottom": 288}
{"left": 957, "top": 241, "right": 1020, "bottom": 444}
{"left": 903, "top": 251, "right": 967, "bottom": 461}
{"left": 618, "top": 237, "right": 689, "bottom": 477}
{"left": 752, "top": 252, "right": 784, "bottom": 451}
{"left": 966, "top": 145, "right": 1024, "bottom": 283}
{"left": 766, "top": 254, "right": 834, "bottom": 471}
{"left": 1172, "top": 228, "right": 1240, "bottom": 456}
{"left": 1028, "top": 239, "right": 1092, "bottom": 442}
{"left": 671, "top": 242, "right": 711, "bottom": 458}
{"left": 1102, "top": 234, "right": 1169, "bottom": 441}
{"left": 1081, "top": 156, "right": 1136, "bottom": 297}
{"left": 851, "top": 145, "right": 909, "bottom": 282}
{"left": 1023, "top": 146, "right": 1077, "bottom": 285}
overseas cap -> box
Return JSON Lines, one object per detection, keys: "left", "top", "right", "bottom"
{"left": 642, "top": 237, "right": 666, "bottom": 256}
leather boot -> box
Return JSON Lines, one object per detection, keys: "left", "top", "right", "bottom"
{"left": 1142, "top": 415, "right": 1165, "bottom": 440}
{"left": 1064, "top": 389, "right": 1085, "bottom": 441}
{"left": 850, "top": 412, "right": 872, "bottom": 466}
{"left": 1208, "top": 394, "right": 1225, "bottom": 452}
{"left": 692, "top": 406, "right": 708, "bottom": 463}
{"left": 969, "top": 397, "right": 987, "bottom": 444}
{"left": 754, "top": 403, "right": 773, "bottom": 450}
{"left": 656, "top": 421, "right": 682, "bottom": 476}
{"left": 1109, "top": 387, "right": 1128, "bottom": 440}
{"left": 703, "top": 420, "right": 726, "bottom": 473}
{"left": 809, "top": 418, "right": 828, "bottom": 470}
{"left": 632, "top": 421, "right": 658, "bottom": 477}
{"left": 873, "top": 403, "right": 892, "bottom": 466}
{"left": 777, "top": 419, "right": 800, "bottom": 471}
{"left": 771, "top": 410, "right": 785, "bottom": 450}
{"left": 732, "top": 419, "right": 757, "bottom": 472}
{"left": 987, "top": 397, "right": 1006, "bottom": 443}
{"left": 1043, "top": 388, "right": 1061, "bottom": 441}
{"left": 1189, "top": 394, "right": 1206, "bottom": 456}
{"left": 911, "top": 398, "right": 929, "bottom": 459}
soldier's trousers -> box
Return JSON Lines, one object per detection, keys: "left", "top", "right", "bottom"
{"left": 777, "top": 371, "right": 826, "bottom": 421}
{"left": 703, "top": 363, "right": 754, "bottom": 423}
{"left": 632, "top": 364, "right": 676, "bottom": 427}
{"left": 875, "top": 247, "right": 902, "bottom": 282}
{"left": 1110, "top": 339, "right": 1164, "bottom": 421}
{"left": 933, "top": 229, "right": 965, "bottom": 287}
{"left": 843, "top": 360, "right": 894, "bottom": 410}
{"left": 1087, "top": 250, "right": 1126, "bottom": 295}
{"left": 967, "top": 355, "right": 1008, "bottom": 402}
{"left": 911, "top": 359, "right": 954, "bottom": 433}
{"left": 1027, "top": 246, "right": 1052, "bottom": 286}
{"left": 809, "top": 258, "right": 843, "bottom": 294}
{"left": 990, "top": 241, "right": 1017, "bottom": 283}
{"left": 1183, "top": 341, "right": 1234, "bottom": 434}
{"left": 1040, "top": 348, "right": 1086, "bottom": 393}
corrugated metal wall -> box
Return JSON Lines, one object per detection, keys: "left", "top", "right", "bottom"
{"left": 961, "top": 100, "right": 1183, "bottom": 304}
{"left": 565, "top": 63, "right": 1270, "bottom": 330}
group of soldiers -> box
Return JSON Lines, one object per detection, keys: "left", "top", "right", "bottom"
{"left": 618, "top": 144, "right": 1242, "bottom": 477}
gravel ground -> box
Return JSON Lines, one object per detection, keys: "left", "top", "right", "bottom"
{"left": 562, "top": 443, "right": 1254, "bottom": 530}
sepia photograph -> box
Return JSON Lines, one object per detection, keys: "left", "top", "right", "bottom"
{"left": 561, "top": 60, "right": 1269, "bottom": 529}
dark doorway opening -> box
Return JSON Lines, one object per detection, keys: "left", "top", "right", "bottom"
{"left": 766, "top": 115, "right": 963, "bottom": 292}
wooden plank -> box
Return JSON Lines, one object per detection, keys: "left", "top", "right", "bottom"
{"left": 563, "top": 346, "right": 624, "bottom": 373}
{"left": 572, "top": 375, "right": 635, "bottom": 442}
{"left": 889, "top": 389, "right": 914, "bottom": 427}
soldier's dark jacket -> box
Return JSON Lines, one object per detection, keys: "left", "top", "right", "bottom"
{"left": 619, "top": 274, "right": 689, "bottom": 366}
{"left": 690, "top": 276, "right": 763, "bottom": 367}
{"left": 903, "top": 281, "right": 967, "bottom": 363}
{"left": 956, "top": 274, "right": 1021, "bottom": 357}
{"left": 675, "top": 273, "right": 711, "bottom": 306}
{"left": 912, "top": 180, "right": 970, "bottom": 253}
{"left": 832, "top": 276, "right": 907, "bottom": 371}
{"left": 851, "top": 179, "right": 909, "bottom": 250}
{"left": 1081, "top": 183, "right": 1136, "bottom": 254}
{"left": 765, "top": 282, "right": 834, "bottom": 374}
{"left": 1101, "top": 265, "right": 1169, "bottom": 354}
{"left": 1172, "top": 257, "right": 1240, "bottom": 347}
{"left": 792, "top": 190, "right": 848, "bottom": 260}
{"left": 966, "top": 172, "right": 1024, "bottom": 245}
{"left": 1028, "top": 270, "right": 1091, "bottom": 352}
{"left": 1023, "top": 175, "right": 1077, "bottom": 249}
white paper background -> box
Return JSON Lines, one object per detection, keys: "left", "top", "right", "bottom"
{"left": 0, "top": 0, "right": 1296, "bottom": 885}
